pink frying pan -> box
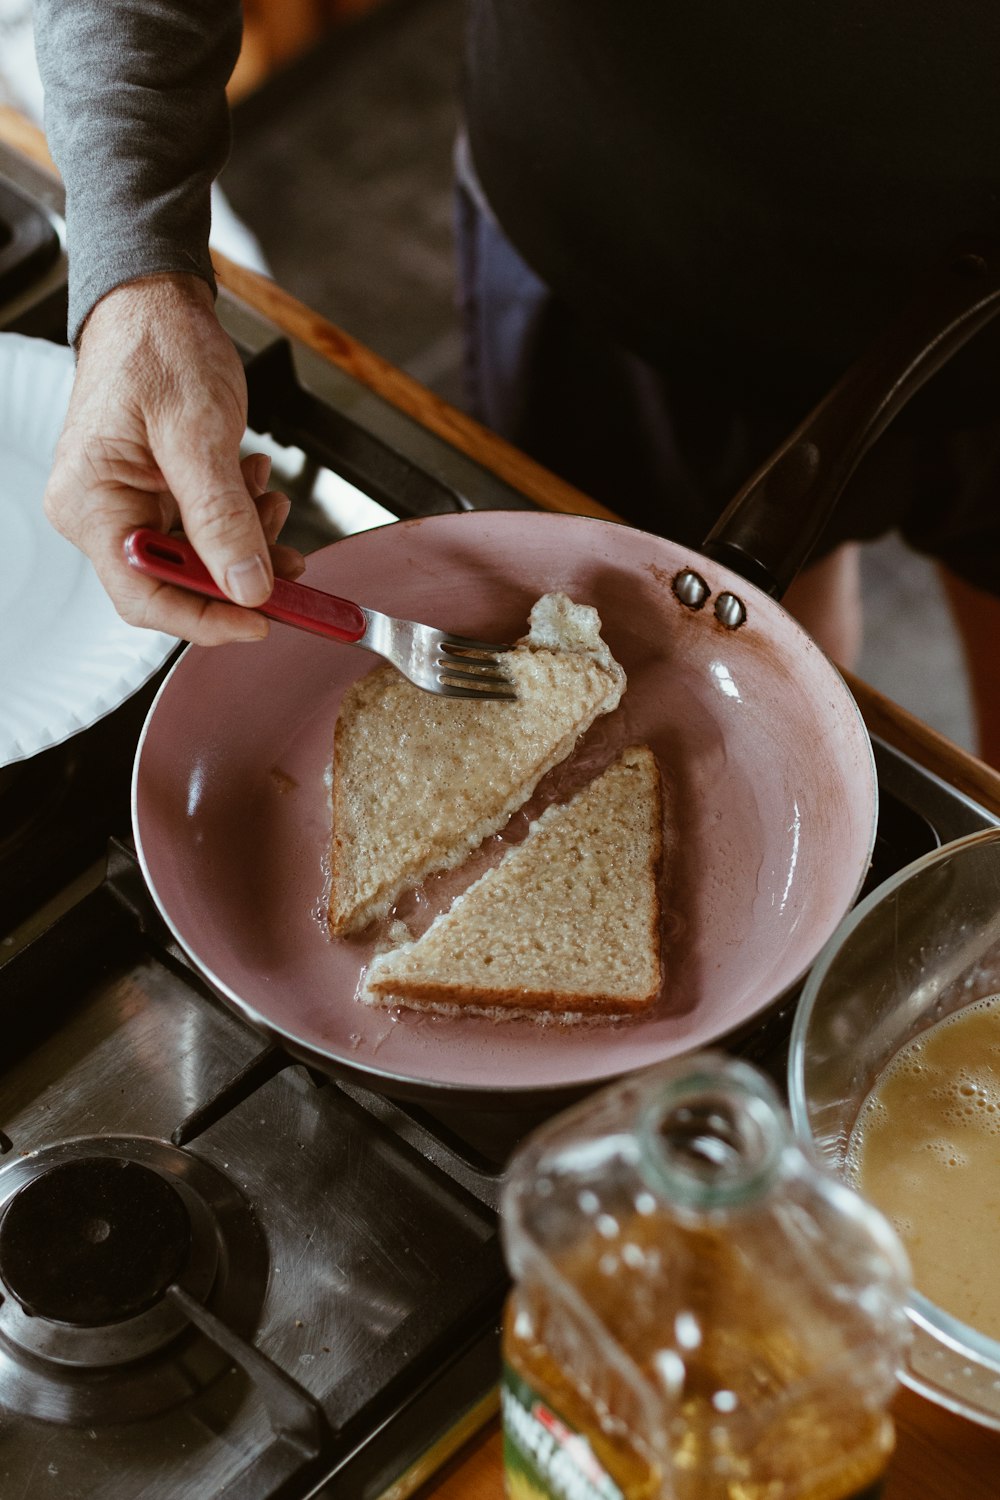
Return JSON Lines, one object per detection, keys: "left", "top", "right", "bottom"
{"left": 131, "top": 242, "right": 1000, "bottom": 1105}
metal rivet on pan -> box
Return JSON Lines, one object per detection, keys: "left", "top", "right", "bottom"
{"left": 672, "top": 569, "right": 711, "bottom": 610}
{"left": 714, "top": 592, "right": 747, "bottom": 630}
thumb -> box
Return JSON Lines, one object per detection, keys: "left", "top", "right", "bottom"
{"left": 162, "top": 447, "right": 274, "bottom": 608}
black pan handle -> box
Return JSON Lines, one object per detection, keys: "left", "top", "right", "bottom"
{"left": 241, "top": 336, "right": 470, "bottom": 519}
{"left": 701, "top": 242, "right": 1000, "bottom": 598}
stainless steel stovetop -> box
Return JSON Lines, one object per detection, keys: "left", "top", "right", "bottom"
{"left": 1, "top": 138, "right": 999, "bottom": 1500}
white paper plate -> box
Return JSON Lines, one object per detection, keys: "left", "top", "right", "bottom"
{"left": 0, "top": 333, "right": 177, "bottom": 766}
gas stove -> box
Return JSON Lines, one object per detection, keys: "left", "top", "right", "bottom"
{"left": 2, "top": 138, "right": 999, "bottom": 1500}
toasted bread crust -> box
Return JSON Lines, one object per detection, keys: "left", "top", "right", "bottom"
{"left": 361, "top": 981, "right": 658, "bottom": 1015}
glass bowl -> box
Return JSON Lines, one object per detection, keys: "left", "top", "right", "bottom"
{"left": 787, "top": 826, "right": 1000, "bottom": 1427}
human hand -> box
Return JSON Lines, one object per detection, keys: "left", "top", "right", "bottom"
{"left": 42, "top": 272, "right": 304, "bottom": 645}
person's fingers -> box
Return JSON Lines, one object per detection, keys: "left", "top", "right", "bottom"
{"left": 109, "top": 544, "right": 302, "bottom": 643}
{"left": 109, "top": 479, "right": 299, "bottom": 643}
{"left": 134, "top": 591, "right": 271, "bottom": 646}
{"left": 136, "top": 325, "right": 272, "bottom": 611}
{"left": 256, "top": 491, "right": 292, "bottom": 545}
{"left": 98, "top": 539, "right": 272, "bottom": 644}
{"left": 242, "top": 453, "right": 294, "bottom": 548}
{"left": 88, "top": 458, "right": 274, "bottom": 644}
{"left": 43, "top": 281, "right": 299, "bottom": 646}
{"left": 57, "top": 472, "right": 266, "bottom": 644}
{"left": 81, "top": 474, "right": 292, "bottom": 645}
{"left": 163, "top": 448, "right": 275, "bottom": 608}
{"left": 270, "top": 542, "right": 306, "bottom": 580}
{"left": 240, "top": 451, "right": 271, "bottom": 498}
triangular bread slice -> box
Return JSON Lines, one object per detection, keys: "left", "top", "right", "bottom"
{"left": 328, "top": 593, "right": 626, "bottom": 936}
{"left": 363, "top": 745, "right": 663, "bottom": 1016}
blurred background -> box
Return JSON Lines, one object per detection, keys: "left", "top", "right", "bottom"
{"left": 0, "top": 0, "right": 976, "bottom": 751}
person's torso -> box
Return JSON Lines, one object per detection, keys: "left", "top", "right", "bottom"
{"left": 464, "top": 0, "right": 1000, "bottom": 420}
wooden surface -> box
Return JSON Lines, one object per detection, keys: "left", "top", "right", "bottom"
{"left": 233, "top": 1, "right": 392, "bottom": 99}
{"left": 0, "top": 106, "right": 55, "bottom": 173}
{"left": 4, "top": 112, "right": 1000, "bottom": 1500}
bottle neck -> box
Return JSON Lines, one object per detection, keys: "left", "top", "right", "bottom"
{"left": 636, "top": 1057, "right": 786, "bottom": 1211}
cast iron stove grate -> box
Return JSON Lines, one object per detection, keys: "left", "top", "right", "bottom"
{"left": 0, "top": 840, "right": 507, "bottom": 1499}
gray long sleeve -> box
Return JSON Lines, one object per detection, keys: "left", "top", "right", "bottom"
{"left": 33, "top": 0, "right": 242, "bottom": 344}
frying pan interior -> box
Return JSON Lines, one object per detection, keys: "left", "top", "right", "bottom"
{"left": 132, "top": 509, "right": 876, "bottom": 1102}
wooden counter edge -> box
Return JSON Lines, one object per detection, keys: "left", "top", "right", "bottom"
{"left": 5, "top": 110, "right": 1000, "bottom": 1500}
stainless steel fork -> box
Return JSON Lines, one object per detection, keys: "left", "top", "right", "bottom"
{"left": 124, "top": 528, "right": 516, "bottom": 701}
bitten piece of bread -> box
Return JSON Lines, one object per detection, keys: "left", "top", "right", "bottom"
{"left": 363, "top": 745, "right": 663, "bottom": 1017}
{"left": 328, "top": 593, "right": 626, "bottom": 936}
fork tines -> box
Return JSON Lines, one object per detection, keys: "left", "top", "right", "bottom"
{"left": 435, "top": 636, "right": 517, "bottom": 699}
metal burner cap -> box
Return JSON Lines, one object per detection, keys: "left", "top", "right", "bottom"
{"left": 0, "top": 1157, "right": 192, "bottom": 1326}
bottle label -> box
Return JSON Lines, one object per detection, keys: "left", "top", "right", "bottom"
{"left": 501, "top": 1365, "right": 886, "bottom": 1500}
{"left": 501, "top": 1364, "right": 625, "bottom": 1500}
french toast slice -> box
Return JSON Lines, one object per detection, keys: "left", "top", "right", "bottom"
{"left": 328, "top": 593, "right": 626, "bottom": 936}
{"left": 363, "top": 745, "right": 663, "bottom": 1017}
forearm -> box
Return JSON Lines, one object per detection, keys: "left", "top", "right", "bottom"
{"left": 33, "top": 0, "right": 242, "bottom": 343}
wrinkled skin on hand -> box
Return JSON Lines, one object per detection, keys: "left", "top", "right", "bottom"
{"left": 43, "top": 272, "right": 304, "bottom": 645}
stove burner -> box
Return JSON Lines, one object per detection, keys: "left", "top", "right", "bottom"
{"left": 0, "top": 1136, "right": 268, "bottom": 1426}
{"left": 0, "top": 1158, "right": 191, "bottom": 1326}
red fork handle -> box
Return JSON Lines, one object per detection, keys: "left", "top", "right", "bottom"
{"left": 124, "top": 528, "right": 368, "bottom": 643}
